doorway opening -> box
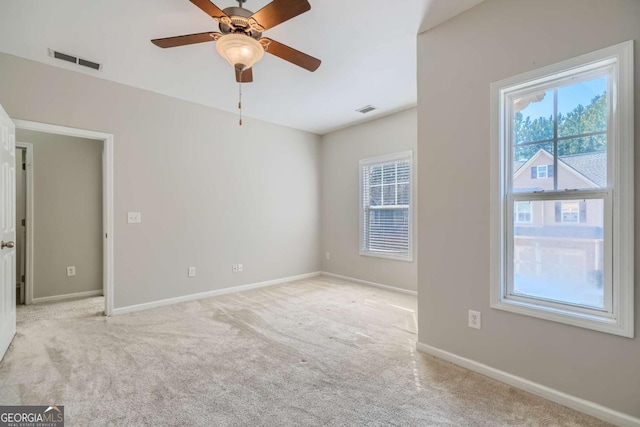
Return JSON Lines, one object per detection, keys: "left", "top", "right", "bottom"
{"left": 13, "top": 120, "right": 114, "bottom": 316}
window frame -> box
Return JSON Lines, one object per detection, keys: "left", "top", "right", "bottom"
{"left": 359, "top": 151, "right": 414, "bottom": 262}
{"left": 490, "top": 41, "right": 634, "bottom": 337}
{"left": 561, "top": 201, "right": 580, "bottom": 224}
{"left": 536, "top": 165, "right": 548, "bottom": 178}
{"left": 514, "top": 201, "right": 533, "bottom": 224}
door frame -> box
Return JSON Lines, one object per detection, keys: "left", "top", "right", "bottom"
{"left": 13, "top": 120, "right": 114, "bottom": 316}
{"left": 15, "top": 142, "right": 32, "bottom": 305}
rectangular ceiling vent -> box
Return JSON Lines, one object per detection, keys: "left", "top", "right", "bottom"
{"left": 356, "top": 105, "right": 377, "bottom": 114}
{"left": 48, "top": 49, "right": 102, "bottom": 71}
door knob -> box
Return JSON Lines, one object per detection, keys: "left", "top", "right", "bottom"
{"left": 1, "top": 241, "right": 14, "bottom": 249}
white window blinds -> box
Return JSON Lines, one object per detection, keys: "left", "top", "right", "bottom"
{"left": 360, "top": 152, "right": 413, "bottom": 260}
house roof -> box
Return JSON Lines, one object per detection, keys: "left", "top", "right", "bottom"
{"left": 514, "top": 149, "right": 606, "bottom": 187}
{"left": 559, "top": 152, "right": 607, "bottom": 187}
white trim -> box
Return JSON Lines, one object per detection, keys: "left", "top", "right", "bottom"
{"left": 15, "top": 142, "right": 33, "bottom": 305}
{"left": 32, "top": 290, "right": 103, "bottom": 304}
{"left": 490, "top": 40, "right": 634, "bottom": 337}
{"left": 416, "top": 342, "right": 640, "bottom": 427}
{"left": 13, "top": 119, "right": 115, "bottom": 316}
{"left": 112, "top": 272, "right": 322, "bottom": 316}
{"left": 320, "top": 272, "right": 417, "bottom": 296}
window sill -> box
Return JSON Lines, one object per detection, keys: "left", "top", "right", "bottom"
{"left": 490, "top": 297, "right": 633, "bottom": 338}
{"left": 360, "top": 251, "right": 413, "bottom": 262}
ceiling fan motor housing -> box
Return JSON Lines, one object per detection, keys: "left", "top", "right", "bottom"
{"left": 220, "top": 7, "right": 263, "bottom": 39}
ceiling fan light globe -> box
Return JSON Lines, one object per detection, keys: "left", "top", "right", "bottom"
{"left": 216, "top": 34, "right": 264, "bottom": 70}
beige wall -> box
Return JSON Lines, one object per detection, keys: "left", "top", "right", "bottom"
{"left": 417, "top": 0, "right": 640, "bottom": 417}
{"left": 0, "top": 53, "right": 322, "bottom": 308}
{"left": 16, "top": 129, "right": 103, "bottom": 299}
{"left": 322, "top": 108, "right": 417, "bottom": 291}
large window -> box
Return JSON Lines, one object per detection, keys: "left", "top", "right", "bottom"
{"left": 360, "top": 151, "right": 413, "bottom": 260}
{"left": 490, "top": 41, "right": 634, "bottom": 337}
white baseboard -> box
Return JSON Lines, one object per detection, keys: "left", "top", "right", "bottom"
{"left": 31, "top": 290, "right": 103, "bottom": 304}
{"left": 320, "top": 272, "right": 417, "bottom": 296}
{"left": 112, "top": 272, "right": 322, "bottom": 316}
{"left": 416, "top": 342, "right": 640, "bottom": 427}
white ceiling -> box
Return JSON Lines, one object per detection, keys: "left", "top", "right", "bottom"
{"left": 0, "top": 0, "right": 483, "bottom": 134}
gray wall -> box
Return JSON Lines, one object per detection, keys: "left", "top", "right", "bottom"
{"left": 322, "top": 108, "right": 417, "bottom": 292}
{"left": 417, "top": 0, "right": 640, "bottom": 417}
{"left": 0, "top": 53, "right": 322, "bottom": 309}
{"left": 16, "top": 130, "right": 103, "bottom": 299}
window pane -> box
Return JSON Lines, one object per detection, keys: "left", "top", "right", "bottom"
{"left": 383, "top": 184, "right": 396, "bottom": 205}
{"left": 370, "top": 166, "right": 382, "bottom": 185}
{"left": 558, "top": 76, "right": 608, "bottom": 138}
{"left": 557, "top": 138, "right": 607, "bottom": 189}
{"left": 368, "top": 208, "right": 409, "bottom": 253}
{"left": 383, "top": 164, "right": 396, "bottom": 184}
{"left": 397, "top": 162, "right": 410, "bottom": 183}
{"left": 512, "top": 89, "right": 554, "bottom": 144}
{"left": 512, "top": 142, "right": 553, "bottom": 192}
{"left": 513, "top": 198, "right": 604, "bottom": 309}
{"left": 397, "top": 183, "right": 410, "bottom": 205}
{"left": 370, "top": 185, "right": 381, "bottom": 206}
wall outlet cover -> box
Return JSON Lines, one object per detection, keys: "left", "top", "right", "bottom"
{"left": 468, "top": 310, "right": 481, "bottom": 329}
{"left": 127, "top": 212, "right": 142, "bottom": 223}
{"left": 232, "top": 264, "right": 238, "bottom": 273}
{"left": 238, "top": 264, "right": 243, "bottom": 272}
{"left": 325, "top": 252, "right": 331, "bottom": 260}
{"left": 66, "top": 266, "right": 76, "bottom": 277}
{"left": 188, "top": 267, "right": 196, "bottom": 277}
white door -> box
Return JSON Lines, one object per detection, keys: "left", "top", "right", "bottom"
{"left": 0, "top": 103, "right": 16, "bottom": 362}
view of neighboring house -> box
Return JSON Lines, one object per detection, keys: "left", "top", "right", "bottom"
{"left": 512, "top": 149, "right": 605, "bottom": 308}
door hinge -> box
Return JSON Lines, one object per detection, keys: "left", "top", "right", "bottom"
{"left": 21, "top": 274, "right": 25, "bottom": 283}
{"left": 105, "top": 233, "right": 108, "bottom": 238}
{"left": 21, "top": 219, "right": 25, "bottom": 227}
{"left": 22, "top": 163, "right": 26, "bottom": 170}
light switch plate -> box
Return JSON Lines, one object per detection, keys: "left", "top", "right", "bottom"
{"left": 127, "top": 212, "right": 142, "bottom": 224}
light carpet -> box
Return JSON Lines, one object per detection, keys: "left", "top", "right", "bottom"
{"left": 0, "top": 277, "right": 608, "bottom": 426}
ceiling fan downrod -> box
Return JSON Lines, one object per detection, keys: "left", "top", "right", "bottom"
{"left": 238, "top": 71, "right": 243, "bottom": 126}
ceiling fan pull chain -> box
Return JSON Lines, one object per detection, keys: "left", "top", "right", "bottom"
{"left": 238, "top": 71, "right": 243, "bottom": 126}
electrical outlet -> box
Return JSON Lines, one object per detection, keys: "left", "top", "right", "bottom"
{"left": 188, "top": 267, "right": 196, "bottom": 277}
{"left": 325, "top": 252, "right": 331, "bottom": 260}
{"left": 237, "top": 263, "right": 243, "bottom": 272}
{"left": 127, "top": 212, "right": 142, "bottom": 224}
{"left": 232, "top": 264, "right": 238, "bottom": 273}
{"left": 468, "top": 310, "right": 481, "bottom": 329}
{"left": 66, "top": 266, "right": 76, "bottom": 277}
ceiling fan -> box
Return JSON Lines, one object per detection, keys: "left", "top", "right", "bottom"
{"left": 151, "top": 0, "right": 321, "bottom": 83}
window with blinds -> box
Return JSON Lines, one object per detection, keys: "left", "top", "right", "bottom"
{"left": 360, "top": 151, "right": 413, "bottom": 261}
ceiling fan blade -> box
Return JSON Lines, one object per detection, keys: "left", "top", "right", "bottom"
{"left": 261, "top": 38, "right": 321, "bottom": 72}
{"left": 235, "top": 67, "right": 254, "bottom": 83}
{"left": 250, "top": 0, "right": 310, "bottom": 31}
{"left": 151, "top": 31, "right": 220, "bottom": 48}
{"left": 189, "top": 0, "right": 228, "bottom": 21}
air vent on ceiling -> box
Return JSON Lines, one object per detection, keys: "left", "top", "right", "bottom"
{"left": 356, "top": 105, "right": 377, "bottom": 114}
{"left": 48, "top": 49, "right": 102, "bottom": 71}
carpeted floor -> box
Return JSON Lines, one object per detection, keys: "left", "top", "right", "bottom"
{"left": 0, "top": 277, "right": 608, "bottom": 426}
